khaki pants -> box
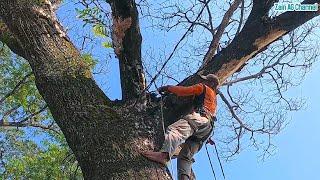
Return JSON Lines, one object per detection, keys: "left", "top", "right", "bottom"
{"left": 160, "top": 112, "right": 213, "bottom": 179}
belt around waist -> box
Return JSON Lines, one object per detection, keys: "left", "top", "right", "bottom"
{"left": 194, "top": 108, "right": 215, "bottom": 121}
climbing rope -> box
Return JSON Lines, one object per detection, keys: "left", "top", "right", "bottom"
{"left": 207, "top": 137, "right": 226, "bottom": 180}
{"left": 205, "top": 144, "right": 217, "bottom": 180}
{"left": 158, "top": 87, "right": 224, "bottom": 180}
{"left": 213, "top": 140, "right": 226, "bottom": 179}
{"left": 160, "top": 95, "right": 175, "bottom": 180}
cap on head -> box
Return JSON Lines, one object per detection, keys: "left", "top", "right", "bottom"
{"left": 200, "top": 74, "right": 220, "bottom": 87}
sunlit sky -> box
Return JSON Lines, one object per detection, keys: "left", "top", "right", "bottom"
{"left": 194, "top": 65, "right": 320, "bottom": 180}
{"left": 57, "top": 1, "right": 320, "bottom": 179}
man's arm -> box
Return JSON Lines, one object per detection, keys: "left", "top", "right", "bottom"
{"left": 167, "top": 84, "right": 203, "bottom": 96}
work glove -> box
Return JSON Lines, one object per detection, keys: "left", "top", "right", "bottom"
{"left": 158, "top": 85, "right": 170, "bottom": 95}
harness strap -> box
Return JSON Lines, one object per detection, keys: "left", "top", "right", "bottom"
{"left": 186, "top": 118, "right": 214, "bottom": 143}
{"left": 185, "top": 118, "right": 199, "bottom": 132}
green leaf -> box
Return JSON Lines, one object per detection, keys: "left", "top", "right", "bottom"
{"left": 102, "top": 41, "right": 113, "bottom": 49}
{"left": 81, "top": 53, "right": 97, "bottom": 69}
{"left": 92, "top": 24, "right": 107, "bottom": 38}
{"left": 17, "top": 85, "right": 28, "bottom": 109}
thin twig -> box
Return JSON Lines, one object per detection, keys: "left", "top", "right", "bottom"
{"left": 0, "top": 73, "right": 33, "bottom": 105}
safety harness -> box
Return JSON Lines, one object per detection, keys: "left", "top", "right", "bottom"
{"left": 189, "top": 84, "right": 226, "bottom": 180}
{"left": 186, "top": 84, "right": 215, "bottom": 143}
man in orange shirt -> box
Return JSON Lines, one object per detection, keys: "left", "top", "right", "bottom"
{"left": 142, "top": 74, "right": 219, "bottom": 180}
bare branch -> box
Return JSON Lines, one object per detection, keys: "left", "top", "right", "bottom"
{"left": 0, "top": 105, "right": 60, "bottom": 133}
{"left": 201, "top": 0, "right": 242, "bottom": 67}
{"left": 217, "top": 90, "right": 253, "bottom": 132}
{"left": 0, "top": 121, "right": 60, "bottom": 134}
{"left": 143, "top": 0, "right": 212, "bottom": 93}
{"left": 180, "top": 0, "right": 320, "bottom": 86}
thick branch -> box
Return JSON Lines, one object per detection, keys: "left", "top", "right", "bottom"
{"left": 0, "top": 1, "right": 127, "bottom": 178}
{"left": 109, "top": 0, "right": 146, "bottom": 101}
{"left": 252, "top": 0, "right": 279, "bottom": 16}
{"left": 235, "top": 0, "right": 245, "bottom": 36}
{"left": 0, "top": 1, "right": 170, "bottom": 179}
{"left": 181, "top": 0, "right": 320, "bottom": 86}
{"left": 0, "top": 19, "right": 25, "bottom": 56}
{"left": 164, "top": 0, "right": 319, "bottom": 121}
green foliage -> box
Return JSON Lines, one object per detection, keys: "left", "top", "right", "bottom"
{"left": 0, "top": 43, "right": 83, "bottom": 179}
{"left": 0, "top": 44, "right": 44, "bottom": 115}
{"left": 81, "top": 53, "right": 98, "bottom": 69}
{"left": 102, "top": 41, "right": 113, "bottom": 49}
{"left": 75, "top": 7, "right": 103, "bottom": 28}
{"left": 75, "top": 7, "right": 113, "bottom": 49}
{"left": 93, "top": 24, "right": 108, "bottom": 38}
{"left": 1, "top": 131, "right": 83, "bottom": 180}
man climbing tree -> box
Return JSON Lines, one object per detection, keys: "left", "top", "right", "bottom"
{"left": 143, "top": 74, "right": 219, "bottom": 180}
{"left": 0, "top": 0, "right": 320, "bottom": 179}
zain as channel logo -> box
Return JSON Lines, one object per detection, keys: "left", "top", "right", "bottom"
{"left": 274, "top": 0, "right": 318, "bottom": 12}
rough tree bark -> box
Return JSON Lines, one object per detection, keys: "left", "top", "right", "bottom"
{"left": 0, "top": 0, "right": 319, "bottom": 179}
{"left": 109, "top": 0, "right": 146, "bottom": 101}
{"left": 167, "top": 0, "right": 320, "bottom": 122}
{"left": 0, "top": 1, "right": 169, "bottom": 179}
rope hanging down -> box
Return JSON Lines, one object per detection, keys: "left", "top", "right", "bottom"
{"left": 207, "top": 137, "right": 226, "bottom": 179}
{"left": 160, "top": 95, "right": 175, "bottom": 180}
{"left": 213, "top": 141, "right": 225, "bottom": 179}
{"left": 158, "top": 87, "right": 224, "bottom": 180}
{"left": 205, "top": 143, "right": 217, "bottom": 180}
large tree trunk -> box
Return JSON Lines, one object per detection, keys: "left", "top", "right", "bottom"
{"left": 0, "top": 1, "right": 171, "bottom": 179}
{"left": 0, "top": 0, "right": 319, "bottom": 179}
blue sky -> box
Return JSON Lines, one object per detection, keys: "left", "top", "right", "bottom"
{"left": 57, "top": 1, "right": 320, "bottom": 179}
{"left": 193, "top": 63, "right": 320, "bottom": 180}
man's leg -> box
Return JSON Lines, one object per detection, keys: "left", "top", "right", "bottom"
{"left": 177, "top": 140, "right": 201, "bottom": 180}
{"left": 142, "top": 119, "right": 194, "bottom": 164}
{"left": 161, "top": 119, "right": 194, "bottom": 156}
{"left": 177, "top": 112, "right": 213, "bottom": 179}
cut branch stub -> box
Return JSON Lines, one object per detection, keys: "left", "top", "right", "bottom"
{"left": 109, "top": 0, "right": 146, "bottom": 101}
{"left": 164, "top": 1, "right": 319, "bottom": 122}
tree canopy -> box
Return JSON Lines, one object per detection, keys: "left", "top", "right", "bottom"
{"left": 0, "top": 0, "right": 319, "bottom": 179}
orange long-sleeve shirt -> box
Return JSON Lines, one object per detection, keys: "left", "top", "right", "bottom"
{"left": 167, "top": 83, "right": 217, "bottom": 116}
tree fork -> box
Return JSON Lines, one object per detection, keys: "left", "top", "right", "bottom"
{"left": 164, "top": 0, "right": 320, "bottom": 122}
{"left": 0, "top": 1, "right": 171, "bottom": 179}
{"left": 0, "top": 0, "right": 319, "bottom": 179}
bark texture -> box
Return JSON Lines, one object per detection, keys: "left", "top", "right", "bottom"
{"left": 165, "top": 0, "right": 320, "bottom": 121}
{"left": 109, "top": 0, "right": 146, "bottom": 101}
{"left": 0, "top": 0, "right": 319, "bottom": 179}
{"left": 0, "top": 1, "right": 170, "bottom": 179}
